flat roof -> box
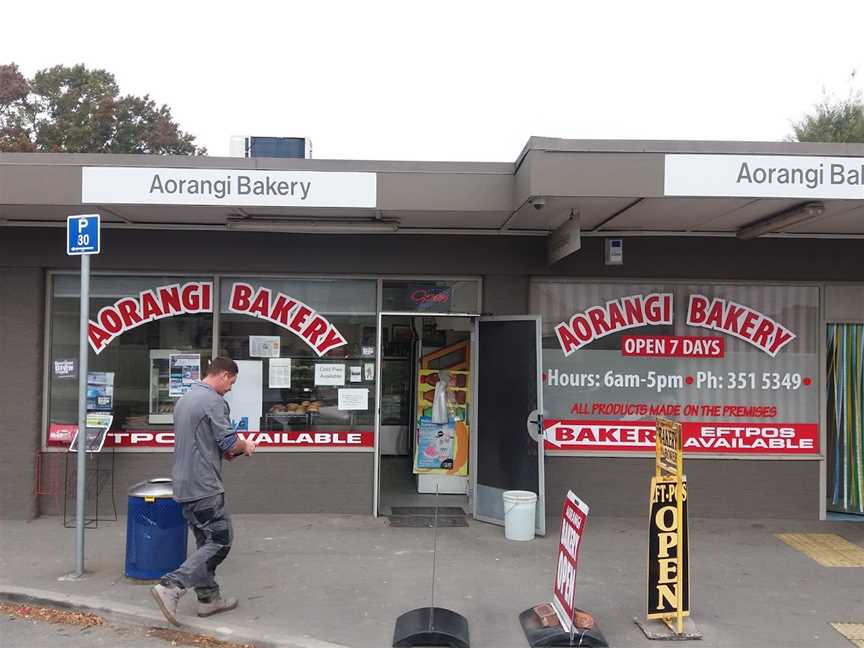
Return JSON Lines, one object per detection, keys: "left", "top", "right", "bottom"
{"left": 1, "top": 138, "right": 862, "bottom": 238}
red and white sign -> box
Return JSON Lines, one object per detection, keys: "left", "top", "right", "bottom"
{"left": 88, "top": 281, "right": 212, "bottom": 354}
{"left": 686, "top": 295, "right": 795, "bottom": 357}
{"left": 552, "top": 491, "right": 590, "bottom": 632}
{"left": 544, "top": 420, "right": 818, "bottom": 454}
{"left": 554, "top": 293, "right": 674, "bottom": 357}
{"left": 228, "top": 283, "right": 347, "bottom": 357}
{"left": 47, "top": 424, "right": 373, "bottom": 450}
{"left": 621, "top": 335, "right": 724, "bottom": 358}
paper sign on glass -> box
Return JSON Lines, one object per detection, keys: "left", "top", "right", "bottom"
{"left": 315, "top": 364, "right": 346, "bottom": 386}
{"left": 269, "top": 358, "right": 292, "bottom": 388}
{"left": 250, "top": 336, "right": 281, "bottom": 358}
{"left": 338, "top": 388, "right": 368, "bottom": 410}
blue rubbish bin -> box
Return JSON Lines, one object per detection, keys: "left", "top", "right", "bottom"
{"left": 125, "top": 478, "right": 187, "bottom": 580}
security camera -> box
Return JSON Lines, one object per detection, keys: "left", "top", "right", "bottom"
{"left": 531, "top": 198, "right": 546, "bottom": 211}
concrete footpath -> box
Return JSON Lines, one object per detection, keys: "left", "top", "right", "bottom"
{"left": 0, "top": 513, "right": 862, "bottom": 648}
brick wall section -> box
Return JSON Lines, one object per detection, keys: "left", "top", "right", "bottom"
{"left": 0, "top": 268, "right": 43, "bottom": 519}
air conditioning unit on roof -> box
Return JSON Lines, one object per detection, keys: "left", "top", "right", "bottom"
{"left": 229, "top": 136, "right": 312, "bottom": 159}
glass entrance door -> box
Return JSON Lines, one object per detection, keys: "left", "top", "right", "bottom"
{"left": 474, "top": 316, "right": 545, "bottom": 535}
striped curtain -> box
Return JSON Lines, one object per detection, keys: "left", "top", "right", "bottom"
{"left": 827, "top": 324, "right": 864, "bottom": 514}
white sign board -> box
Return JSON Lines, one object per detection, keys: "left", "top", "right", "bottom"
{"left": 315, "top": 364, "right": 345, "bottom": 386}
{"left": 547, "top": 214, "right": 581, "bottom": 265}
{"left": 338, "top": 388, "right": 369, "bottom": 411}
{"left": 665, "top": 154, "right": 864, "bottom": 199}
{"left": 224, "top": 360, "right": 263, "bottom": 432}
{"left": 268, "top": 358, "right": 292, "bottom": 388}
{"left": 82, "top": 167, "right": 377, "bottom": 208}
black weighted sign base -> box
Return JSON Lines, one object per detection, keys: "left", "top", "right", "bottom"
{"left": 393, "top": 606, "right": 470, "bottom": 648}
{"left": 519, "top": 608, "right": 609, "bottom": 647}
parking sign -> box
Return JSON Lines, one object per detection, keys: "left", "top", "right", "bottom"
{"left": 66, "top": 214, "right": 101, "bottom": 255}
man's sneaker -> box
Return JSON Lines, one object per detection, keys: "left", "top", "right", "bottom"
{"left": 197, "top": 596, "right": 239, "bottom": 617}
{"left": 151, "top": 583, "right": 185, "bottom": 626}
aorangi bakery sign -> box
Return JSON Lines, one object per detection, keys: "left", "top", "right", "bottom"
{"left": 81, "top": 167, "right": 377, "bottom": 208}
{"left": 87, "top": 281, "right": 347, "bottom": 357}
{"left": 535, "top": 283, "right": 821, "bottom": 457}
{"left": 665, "top": 154, "right": 864, "bottom": 199}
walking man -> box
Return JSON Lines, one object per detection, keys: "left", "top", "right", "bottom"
{"left": 151, "top": 357, "right": 256, "bottom": 625}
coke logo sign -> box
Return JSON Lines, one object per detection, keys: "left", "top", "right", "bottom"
{"left": 411, "top": 288, "right": 451, "bottom": 305}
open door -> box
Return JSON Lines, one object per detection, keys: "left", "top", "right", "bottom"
{"left": 474, "top": 316, "right": 545, "bottom": 535}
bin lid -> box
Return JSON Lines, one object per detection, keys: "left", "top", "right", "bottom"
{"left": 128, "top": 478, "right": 174, "bottom": 499}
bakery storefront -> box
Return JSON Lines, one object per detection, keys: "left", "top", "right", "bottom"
{"left": 2, "top": 140, "right": 863, "bottom": 523}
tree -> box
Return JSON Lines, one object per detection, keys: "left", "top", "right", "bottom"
{"left": 0, "top": 63, "right": 206, "bottom": 154}
{"left": 790, "top": 86, "right": 864, "bottom": 143}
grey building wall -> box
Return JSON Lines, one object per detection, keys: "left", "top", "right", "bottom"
{"left": 4, "top": 227, "right": 861, "bottom": 519}
{"left": 0, "top": 268, "right": 43, "bottom": 520}
{"left": 545, "top": 457, "right": 819, "bottom": 519}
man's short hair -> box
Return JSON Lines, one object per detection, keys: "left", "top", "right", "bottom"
{"left": 206, "top": 356, "right": 239, "bottom": 376}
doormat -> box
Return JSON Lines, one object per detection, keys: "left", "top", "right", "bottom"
{"left": 390, "top": 506, "right": 466, "bottom": 516}
{"left": 388, "top": 515, "right": 468, "bottom": 528}
{"left": 776, "top": 533, "right": 864, "bottom": 567}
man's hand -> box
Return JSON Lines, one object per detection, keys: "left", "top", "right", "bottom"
{"left": 224, "top": 437, "right": 256, "bottom": 460}
{"left": 241, "top": 437, "right": 257, "bottom": 456}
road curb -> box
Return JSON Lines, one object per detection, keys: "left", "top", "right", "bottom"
{"left": 0, "top": 585, "right": 349, "bottom": 648}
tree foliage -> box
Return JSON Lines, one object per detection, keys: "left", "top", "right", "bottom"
{"left": 0, "top": 63, "right": 205, "bottom": 154}
{"left": 790, "top": 88, "right": 864, "bottom": 143}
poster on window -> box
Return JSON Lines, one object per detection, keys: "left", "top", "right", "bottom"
{"left": 250, "top": 335, "right": 281, "bottom": 358}
{"left": 86, "top": 372, "right": 114, "bottom": 411}
{"left": 224, "top": 360, "right": 263, "bottom": 432}
{"left": 532, "top": 282, "right": 820, "bottom": 456}
{"left": 415, "top": 417, "right": 457, "bottom": 471}
{"left": 169, "top": 353, "right": 201, "bottom": 397}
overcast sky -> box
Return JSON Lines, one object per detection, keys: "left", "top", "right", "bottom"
{"left": 3, "top": 0, "right": 863, "bottom": 162}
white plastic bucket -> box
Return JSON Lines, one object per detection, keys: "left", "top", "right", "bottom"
{"left": 503, "top": 490, "right": 537, "bottom": 541}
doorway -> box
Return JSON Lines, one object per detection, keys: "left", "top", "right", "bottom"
{"left": 377, "top": 314, "right": 474, "bottom": 517}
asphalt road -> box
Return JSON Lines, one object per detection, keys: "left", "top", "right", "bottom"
{"left": 0, "top": 615, "right": 172, "bottom": 648}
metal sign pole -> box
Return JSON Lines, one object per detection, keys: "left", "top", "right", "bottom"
{"left": 75, "top": 253, "right": 90, "bottom": 576}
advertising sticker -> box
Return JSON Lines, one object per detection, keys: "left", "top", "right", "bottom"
{"left": 169, "top": 353, "right": 201, "bottom": 397}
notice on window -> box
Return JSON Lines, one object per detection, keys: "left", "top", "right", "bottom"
{"left": 250, "top": 335, "right": 281, "bottom": 358}
{"left": 169, "top": 353, "right": 201, "bottom": 397}
{"left": 87, "top": 372, "right": 114, "bottom": 411}
{"left": 350, "top": 366, "right": 362, "bottom": 383}
{"left": 315, "top": 363, "right": 345, "bottom": 386}
{"left": 224, "top": 360, "right": 263, "bottom": 432}
{"left": 269, "top": 358, "right": 292, "bottom": 388}
{"left": 54, "top": 358, "right": 76, "bottom": 379}
{"left": 364, "top": 362, "right": 375, "bottom": 381}
{"left": 338, "top": 388, "right": 368, "bottom": 411}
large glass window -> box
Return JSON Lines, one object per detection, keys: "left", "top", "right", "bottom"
{"left": 218, "top": 278, "right": 377, "bottom": 446}
{"left": 47, "top": 275, "right": 213, "bottom": 448}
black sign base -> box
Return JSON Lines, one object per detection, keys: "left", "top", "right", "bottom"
{"left": 393, "top": 607, "right": 470, "bottom": 648}
{"left": 519, "top": 608, "right": 609, "bottom": 647}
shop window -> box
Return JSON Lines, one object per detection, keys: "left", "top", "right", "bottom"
{"left": 47, "top": 275, "right": 213, "bottom": 449}
{"left": 218, "top": 278, "right": 377, "bottom": 449}
{"left": 530, "top": 280, "right": 820, "bottom": 458}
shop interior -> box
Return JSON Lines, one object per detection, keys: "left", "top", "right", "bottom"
{"left": 378, "top": 315, "right": 474, "bottom": 519}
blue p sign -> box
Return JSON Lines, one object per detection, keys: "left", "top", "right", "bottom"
{"left": 66, "top": 214, "right": 101, "bottom": 255}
